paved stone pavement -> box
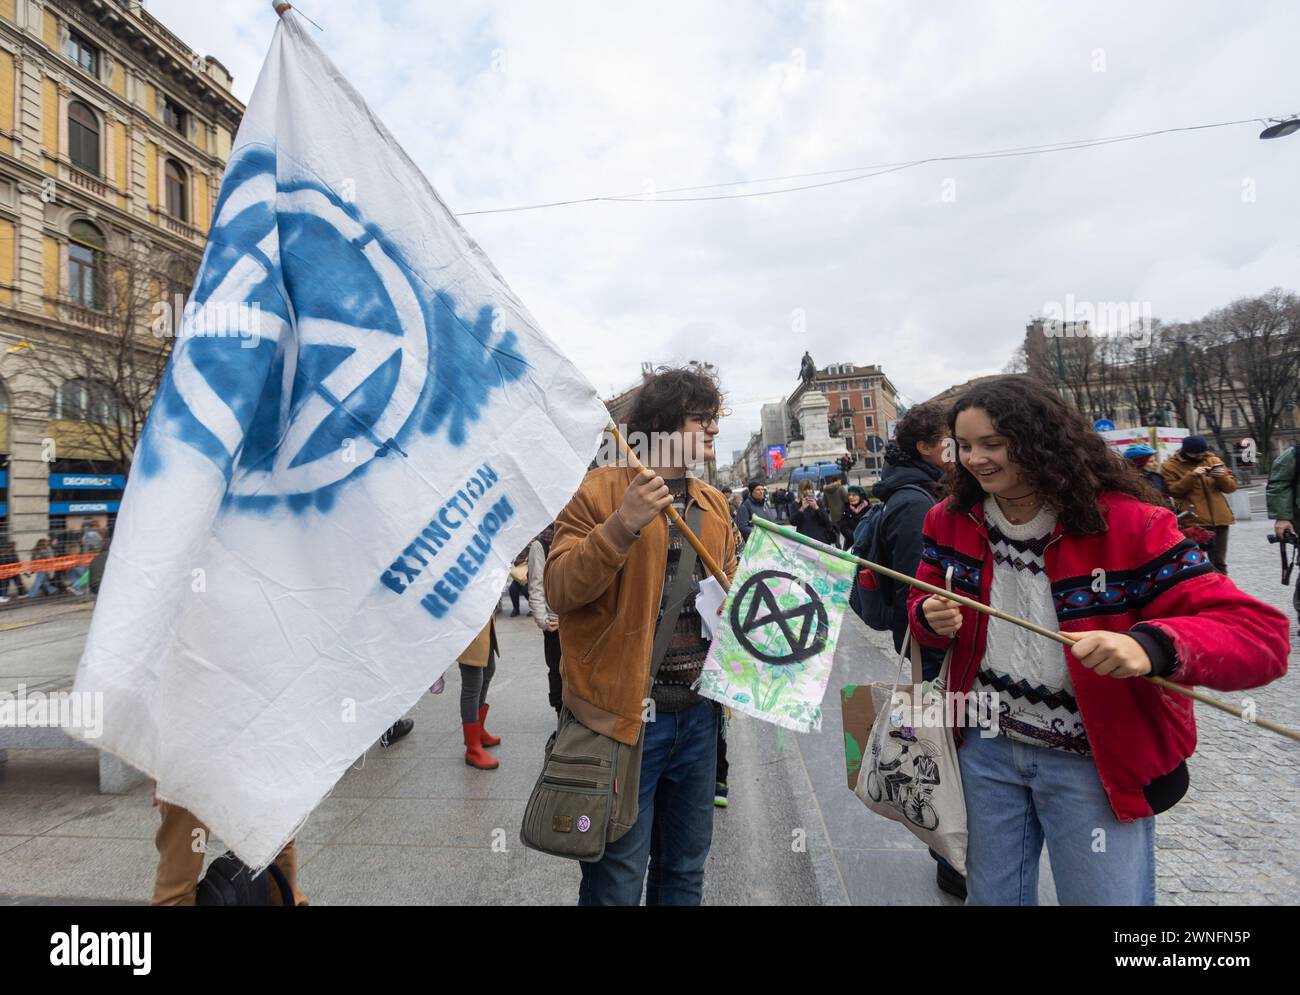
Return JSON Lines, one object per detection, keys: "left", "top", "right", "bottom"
{"left": 0, "top": 490, "right": 1295, "bottom": 905}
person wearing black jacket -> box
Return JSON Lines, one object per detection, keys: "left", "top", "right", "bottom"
{"left": 870, "top": 402, "right": 965, "bottom": 902}
{"left": 790, "top": 480, "right": 836, "bottom": 544}
{"left": 735, "top": 481, "right": 771, "bottom": 543}
{"left": 838, "top": 485, "right": 870, "bottom": 547}
{"left": 873, "top": 411, "right": 948, "bottom": 674}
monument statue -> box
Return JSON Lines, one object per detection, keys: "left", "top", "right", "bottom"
{"left": 789, "top": 415, "right": 803, "bottom": 442}
{"left": 799, "top": 351, "right": 817, "bottom": 387}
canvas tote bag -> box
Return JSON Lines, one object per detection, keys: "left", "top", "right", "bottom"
{"left": 854, "top": 625, "right": 968, "bottom": 874}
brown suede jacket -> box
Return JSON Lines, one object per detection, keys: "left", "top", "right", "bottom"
{"left": 544, "top": 465, "right": 738, "bottom": 745}
{"left": 1161, "top": 452, "right": 1238, "bottom": 527}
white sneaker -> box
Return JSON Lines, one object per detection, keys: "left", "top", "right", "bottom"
{"left": 0, "top": 596, "right": 9, "bottom": 603}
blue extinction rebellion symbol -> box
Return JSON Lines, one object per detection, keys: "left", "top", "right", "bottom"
{"left": 140, "top": 145, "right": 528, "bottom": 514}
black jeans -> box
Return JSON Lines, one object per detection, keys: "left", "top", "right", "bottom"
{"left": 542, "top": 628, "right": 562, "bottom": 712}
{"left": 715, "top": 704, "right": 729, "bottom": 784}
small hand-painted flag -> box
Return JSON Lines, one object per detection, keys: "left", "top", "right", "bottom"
{"left": 695, "top": 527, "right": 856, "bottom": 732}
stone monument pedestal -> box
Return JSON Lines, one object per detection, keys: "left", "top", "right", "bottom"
{"left": 785, "top": 390, "right": 846, "bottom": 468}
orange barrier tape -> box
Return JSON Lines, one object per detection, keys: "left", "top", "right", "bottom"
{"left": 0, "top": 552, "right": 97, "bottom": 581}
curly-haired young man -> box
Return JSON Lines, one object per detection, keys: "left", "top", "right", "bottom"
{"left": 545, "top": 365, "right": 737, "bottom": 906}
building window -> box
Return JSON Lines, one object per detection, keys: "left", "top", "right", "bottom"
{"left": 839, "top": 381, "right": 848, "bottom": 392}
{"left": 68, "top": 220, "right": 105, "bottom": 309}
{"left": 165, "top": 159, "right": 189, "bottom": 221}
{"left": 68, "top": 101, "right": 101, "bottom": 175}
{"left": 840, "top": 398, "right": 850, "bottom": 412}
{"left": 51, "top": 379, "right": 117, "bottom": 424}
{"left": 865, "top": 415, "right": 874, "bottom": 427}
{"left": 165, "top": 256, "right": 195, "bottom": 306}
{"left": 845, "top": 436, "right": 855, "bottom": 451}
{"left": 863, "top": 394, "right": 873, "bottom": 409}
{"left": 66, "top": 32, "right": 99, "bottom": 76}
{"left": 163, "top": 97, "right": 189, "bottom": 136}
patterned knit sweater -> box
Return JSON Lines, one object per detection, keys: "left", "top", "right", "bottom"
{"left": 651, "top": 477, "right": 709, "bottom": 713}
{"left": 974, "top": 497, "right": 1090, "bottom": 755}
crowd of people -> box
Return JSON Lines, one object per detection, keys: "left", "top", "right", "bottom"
{"left": 0, "top": 523, "right": 106, "bottom": 603}
{"left": 127, "top": 364, "right": 1298, "bottom": 907}
{"left": 532, "top": 364, "right": 1292, "bottom": 907}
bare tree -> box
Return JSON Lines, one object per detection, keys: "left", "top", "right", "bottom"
{"left": 1003, "top": 342, "right": 1028, "bottom": 374}
{"left": 11, "top": 237, "right": 197, "bottom": 470}
{"left": 1115, "top": 320, "right": 1180, "bottom": 425}
{"left": 1205, "top": 289, "right": 1300, "bottom": 459}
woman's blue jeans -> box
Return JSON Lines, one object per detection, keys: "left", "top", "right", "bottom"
{"left": 959, "top": 731, "right": 1156, "bottom": 906}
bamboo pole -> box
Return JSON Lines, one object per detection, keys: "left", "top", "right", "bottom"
{"left": 751, "top": 515, "right": 1300, "bottom": 744}
{"left": 607, "top": 423, "right": 730, "bottom": 592}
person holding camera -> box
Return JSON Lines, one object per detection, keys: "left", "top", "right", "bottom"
{"left": 1160, "top": 435, "right": 1237, "bottom": 573}
{"left": 1266, "top": 442, "right": 1300, "bottom": 625}
{"left": 790, "top": 479, "right": 837, "bottom": 545}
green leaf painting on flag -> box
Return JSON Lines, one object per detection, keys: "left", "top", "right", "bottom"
{"left": 695, "top": 527, "right": 855, "bottom": 732}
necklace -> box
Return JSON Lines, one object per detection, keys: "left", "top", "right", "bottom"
{"left": 1000, "top": 488, "right": 1038, "bottom": 504}
{"left": 995, "top": 490, "right": 1041, "bottom": 524}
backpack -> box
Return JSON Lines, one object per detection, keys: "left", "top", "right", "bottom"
{"left": 849, "top": 484, "right": 933, "bottom": 631}
{"left": 195, "top": 851, "right": 295, "bottom": 906}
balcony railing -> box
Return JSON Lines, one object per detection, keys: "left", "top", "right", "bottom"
{"left": 46, "top": 297, "right": 114, "bottom": 332}
{"left": 65, "top": 164, "right": 115, "bottom": 201}
{"left": 154, "top": 210, "right": 203, "bottom": 241}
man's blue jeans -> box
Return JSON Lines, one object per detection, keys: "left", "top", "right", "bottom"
{"left": 578, "top": 699, "right": 717, "bottom": 906}
{"left": 959, "top": 731, "right": 1156, "bottom": 906}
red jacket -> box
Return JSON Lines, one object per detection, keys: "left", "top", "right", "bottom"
{"left": 907, "top": 492, "right": 1290, "bottom": 821}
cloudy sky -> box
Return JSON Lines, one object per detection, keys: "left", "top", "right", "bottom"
{"left": 150, "top": 0, "right": 1300, "bottom": 464}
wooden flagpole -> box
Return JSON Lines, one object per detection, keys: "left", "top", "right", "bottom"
{"left": 751, "top": 515, "right": 1300, "bottom": 744}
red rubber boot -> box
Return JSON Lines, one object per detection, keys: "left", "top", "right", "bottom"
{"left": 463, "top": 722, "right": 499, "bottom": 770}
{"left": 478, "top": 703, "right": 501, "bottom": 748}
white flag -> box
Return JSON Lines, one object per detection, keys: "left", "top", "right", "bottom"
{"left": 71, "top": 11, "right": 608, "bottom": 868}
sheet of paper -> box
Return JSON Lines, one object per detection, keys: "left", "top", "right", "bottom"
{"left": 697, "top": 576, "right": 726, "bottom": 640}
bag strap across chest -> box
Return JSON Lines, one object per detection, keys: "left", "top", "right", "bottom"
{"left": 648, "top": 502, "right": 704, "bottom": 681}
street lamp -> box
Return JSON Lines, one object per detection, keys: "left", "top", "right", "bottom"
{"left": 1176, "top": 339, "right": 1198, "bottom": 433}
{"left": 1054, "top": 334, "right": 1066, "bottom": 400}
{"left": 1259, "top": 117, "right": 1300, "bottom": 140}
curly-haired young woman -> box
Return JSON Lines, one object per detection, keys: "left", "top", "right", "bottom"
{"left": 909, "top": 376, "right": 1289, "bottom": 905}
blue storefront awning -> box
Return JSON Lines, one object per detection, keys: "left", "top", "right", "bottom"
{"left": 49, "top": 502, "right": 121, "bottom": 515}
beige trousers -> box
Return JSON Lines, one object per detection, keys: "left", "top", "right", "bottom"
{"left": 151, "top": 800, "right": 308, "bottom": 906}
